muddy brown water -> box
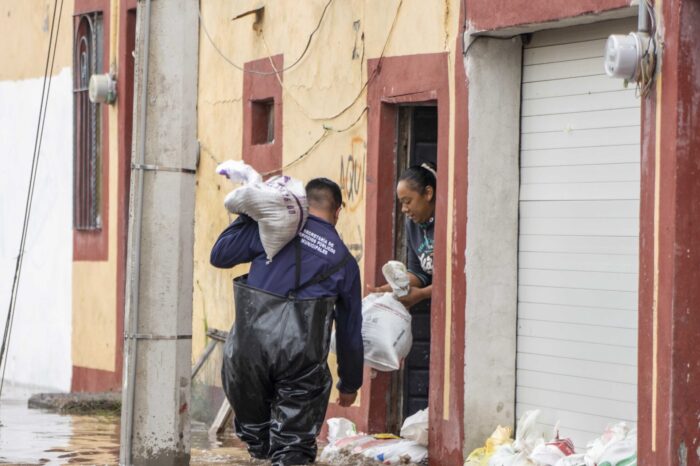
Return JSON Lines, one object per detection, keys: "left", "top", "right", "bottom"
{"left": 0, "top": 398, "right": 384, "bottom": 465}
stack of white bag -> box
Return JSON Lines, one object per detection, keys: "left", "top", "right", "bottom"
{"left": 321, "top": 414, "right": 428, "bottom": 465}
{"left": 552, "top": 423, "right": 637, "bottom": 466}
{"left": 363, "top": 261, "right": 413, "bottom": 371}
{"left": 485, "top": 409, "right": 637, "bottom": 466}
{"left": 488, "top": 410, "right": 546, "bottom": 466}
{"left": 216, "top": 160, "right": 308, "bottom": 261}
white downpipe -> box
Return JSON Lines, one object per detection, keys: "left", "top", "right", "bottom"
{"left": 121, "top": 0, "right": 151, "bottom": 464}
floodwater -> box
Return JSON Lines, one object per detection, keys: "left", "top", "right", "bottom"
{"left": 0, "top": 396, "right": 255, "bottom": 465}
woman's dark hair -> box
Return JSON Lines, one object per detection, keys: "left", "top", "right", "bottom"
{"left": 398, "top": 162, "right": 437, "bottom": 195}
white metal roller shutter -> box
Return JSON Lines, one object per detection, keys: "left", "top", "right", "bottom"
{"left": 516, "top": 18, "right": 640, "bottom": 447}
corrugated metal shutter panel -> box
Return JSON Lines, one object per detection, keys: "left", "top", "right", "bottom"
{"left": 516, "top": 18, "right": 640, "bottom": 447}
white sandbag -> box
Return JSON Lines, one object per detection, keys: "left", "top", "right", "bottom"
{"left": 382, "top": 260, "right": 410, "bottom": 298}
{"left": 216, "top": 159, "right": 262, "bottom": 184}
{"left": 585, "top": 422, "right": 630, "bottom": 462}
{"left": 364, "top": 439, "right": 428, "bottom": 464}
{"left": 319, "top": 434, "right": 376, "bottom": 462}
{"left": 400, "top": 408, "right": 429, "bottom": 446}
{"left": 530, "top": 444, "right": 566, "bottom": 465}
{"left": 489, "top": 446, "right": 534, "bottom": 466}
{"left": 597, "top": 428, "right": 636, "bottom": 466}
{"left": 216, "top": 161, "right": 308, "bottom": 261}
{"left": 553, "top": 454, "right": 596, "bottom": 466}
{"left": 489, "top": 410, "right": 544, "bottom": 466}
{"left": 530, "top": 432, "right": 576, "bottom": 465}
{"left": 326, "top": 417, "right": 357, "bottom": 445}
{"left": 512, "top": 410, "right": 544, "bottom": 453}
{"left": 362, "top": 293, "right": 412, "bottom": 371}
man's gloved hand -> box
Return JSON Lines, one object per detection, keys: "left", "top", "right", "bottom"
{"left": 336, "top": 390, "right": 358, "bottom": 407}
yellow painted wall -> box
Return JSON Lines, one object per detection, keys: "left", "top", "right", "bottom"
{"left": 0, "top": 1, "right": 125, "bottom": 374}
{"left": 70, "top": 0, "right": 122, "bottom": 372}
{"left": 195, "top": 0, "right": 463, "bottom": 410}
{"left": 0, "top": 0, "right": 74, "bottom": 80}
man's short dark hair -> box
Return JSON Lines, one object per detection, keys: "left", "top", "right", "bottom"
{"left": 306, "top": 178, "right": 343, "bottom": 212}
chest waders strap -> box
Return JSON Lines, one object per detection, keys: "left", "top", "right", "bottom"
{"left": 290, "top": 238, "right": 352, "bottom": 298}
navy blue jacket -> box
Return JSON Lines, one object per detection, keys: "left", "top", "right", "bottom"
{"left": 210, "top": 214, "right": 363, "bottom": 393}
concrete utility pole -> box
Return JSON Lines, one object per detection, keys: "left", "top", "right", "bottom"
{"left": 119, "top": 0, "right": 198, "bottom": 464}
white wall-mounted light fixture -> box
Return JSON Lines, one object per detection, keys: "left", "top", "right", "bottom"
{"left": 89, "top": 73, "right": 117, "bottom": 105}
{"left": 603, "top": 0, "right": 657, "bottom": 94}
{"left": 604, "top": 32, "right": 648, "bottom": 80}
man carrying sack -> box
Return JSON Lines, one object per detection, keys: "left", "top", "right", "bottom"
{"left": 210, "top": 178, "right": 363, "bottom": 466}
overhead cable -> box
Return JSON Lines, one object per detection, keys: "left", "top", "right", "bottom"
{"left": 198, "top": 0, "right": 334, "bottom": 76}
{"left": 0, "top": 0, "right": 65, "bottom": 399}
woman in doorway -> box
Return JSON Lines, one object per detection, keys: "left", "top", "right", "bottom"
{"left": 371, "top": 163, "right": 436, "bottom": 308}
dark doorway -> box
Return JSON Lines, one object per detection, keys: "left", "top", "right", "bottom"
{"left": 392, "top": 105, "right": 437, "bottom": 427}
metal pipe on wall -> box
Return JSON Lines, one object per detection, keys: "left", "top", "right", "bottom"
{"left": 120, "top": 0, "right": 151, "bottom": 463}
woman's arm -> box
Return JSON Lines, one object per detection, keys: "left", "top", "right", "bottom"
{"left": 397, "top": 273, "right": 432, "bottom": 308}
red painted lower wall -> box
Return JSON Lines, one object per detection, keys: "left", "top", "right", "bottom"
{"left": 71, "top": 365, "right": 120, "bottom": 393}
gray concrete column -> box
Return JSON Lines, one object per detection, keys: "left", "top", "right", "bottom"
{"left": 463, "top": 35, "right": 522, "bottom": 454}
{"left": 119, "top": 0, "right": 198, "bottom": 464}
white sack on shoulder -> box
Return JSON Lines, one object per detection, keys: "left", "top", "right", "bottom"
{"left": 362, "top": 293, "right": 412, "bottom": 371}
{"left": 217, "top": 161, "right": 308, "bottom": 261}
{"left": 216, "top": 160, "right": 262, "bottom": 185}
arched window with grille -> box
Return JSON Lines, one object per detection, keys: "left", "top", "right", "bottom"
{"left": 73, "top": 12, "right": 103, "bottom": 230}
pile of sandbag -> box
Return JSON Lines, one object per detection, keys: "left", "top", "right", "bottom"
{"left": 465, "top": 410, "right": 637, "bottom": 466}
{"left": 321, "top": 411, "right": 428, "bottom": 465}
{"left": 216, "top": 160, "right": 308, "bottom": 261}
{"left": 554, "top": 423, "right": 636, "bottom": 466}
{"left": 464, "top": 426, "right": 513, "bottom": 465}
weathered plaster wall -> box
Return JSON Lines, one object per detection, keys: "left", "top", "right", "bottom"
{"left": 464, "top": 36, "right": 522, "bottom": 453}
{"left": 194, "top": 0, "right": 463, "bottom": 401}
{"left": 0, "top": 0, "right": 75, "bottom": 392}
{"left": 71, "top": 0, "right": 122, "bottom": 383}
{"left": 0, "top": 0, "right": 74, "bottom": 81}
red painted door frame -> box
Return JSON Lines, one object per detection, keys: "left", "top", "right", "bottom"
{"left": 326, "top": 52, "right": 464, "bottom": 465}
{"left": 637, "top": 0, "right": 700, "bottom": 464}
{"left": 71, "top": 0, "right": 137, "bottom": 392}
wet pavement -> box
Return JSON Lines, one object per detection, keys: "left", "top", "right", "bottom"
{"left": 0, "top": 396, "right": 258, "bottom": 465}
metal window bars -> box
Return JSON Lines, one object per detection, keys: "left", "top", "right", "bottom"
{"left": 73, "top": 12, "right": 103, "bottom": 231}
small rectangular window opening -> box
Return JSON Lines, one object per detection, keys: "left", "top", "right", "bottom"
{"left": 251, "top": 99, "right": 275, "bottom": 145}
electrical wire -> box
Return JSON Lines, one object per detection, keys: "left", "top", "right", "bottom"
{"left": 200, "top": 0, "right": 401, "bottom": 177}
{"left": 260, "top": 106, "right": 369, "bottom": 177}
{"left": 463, "top": 33, "right": 522, "bottom": 57}
{"left": 198, "top": 0, "right": 334, "bottom": 76}
{"left": 0, "top": 0, "right": 65, "bottom": 399}
{"left": 258, "top": 0, "right": 402, "bottom": 124}
{"left": 637, "top": 0, "right": 657, "bottom": 98}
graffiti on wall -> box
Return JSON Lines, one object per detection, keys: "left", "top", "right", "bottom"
{"left": 339, "top": 137, "right": 365, "bottom": 212}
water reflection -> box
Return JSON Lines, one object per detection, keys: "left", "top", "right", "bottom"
{"left": 0, "top": 398, "right": 119, "bottom": 464}
{"left": 0, "top": 397, "right": 252, "bottom": 465}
